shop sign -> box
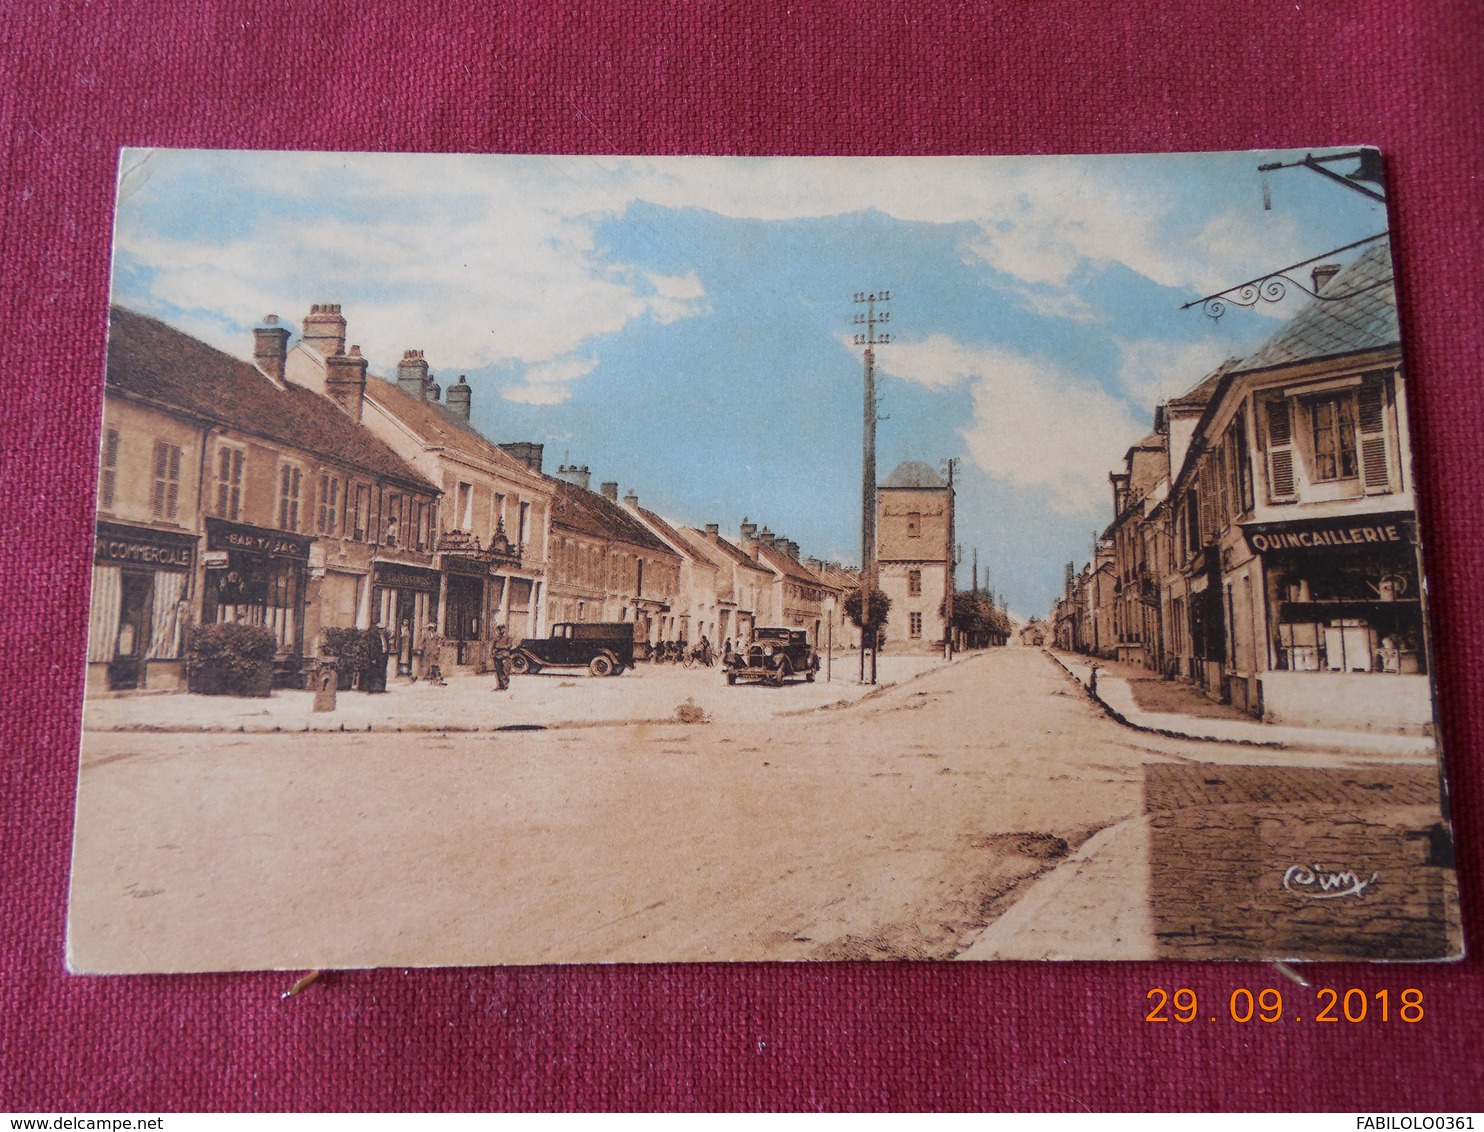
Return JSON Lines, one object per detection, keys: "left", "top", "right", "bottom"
{"left": 94, "top": 521, "right": 196, "bottom": 571}
{"left": 205, "top": 518, "right": 312, "bottom": 561}
{"left": 442, "top": 553, "right": 489, "bottom": 576}
{"left": 374, "top": 563, "right": 442, "bottom": 592}
{"left": 1244, "top": 515, "right": 1416, "bottom": 556}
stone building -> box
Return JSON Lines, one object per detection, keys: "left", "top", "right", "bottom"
{"left": 544, "top": 474, "right": 681, "bottom": 647}
{"left": 90, "top": 307, "right": 439, "bottom": 692}
{"left": 1163, "top": 244, "right": 1428, "bottom": 728}
{"left": 621, "top": 493, "right": 723, "bottom": 650}
{"left": 875, "top": 460, "right": 954, "bottom": 652}
{"left": 283, "top": 305, "right": 555, "bottom": 671}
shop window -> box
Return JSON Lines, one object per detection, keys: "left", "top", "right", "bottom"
{"left": 908, "top": 569, "right": 922, "bottom": 596}
{"left": 152, "top": 441, "right": 182, "bottom": 520}
{"left": 316, "top": 475, "right": 340, "bottom": 535}
{"left": 278, "top": 464, "right": 302, "bottom": 531}
{"left": 99, "top": 428, "right": 120, "bottom": 509}
{"left": 215, "top": 446, "right": 245, "bottom": 521}
{"left": 909, "top": 611, "right": 923, "bottom": 638}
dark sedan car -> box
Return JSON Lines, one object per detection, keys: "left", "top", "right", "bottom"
{"left": 724, "top": 627, "right": 819, "bottom": 686}
{"left": 510, "top": 622, "right": 635, "bottom": 676}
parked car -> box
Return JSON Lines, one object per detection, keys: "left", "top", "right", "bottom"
{"left": 724, "top": 627, "right": 818, "bottom": 686}
{"left": 509, "top": 622, "right": 635, "bottom": 677}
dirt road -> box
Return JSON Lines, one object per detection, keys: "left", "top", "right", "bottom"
{"left": 67, "top": 648, "right": 1417, "bottom": 972}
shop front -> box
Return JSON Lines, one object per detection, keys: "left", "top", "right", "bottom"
{"left": 1245, "top": 512, "right": 1433, "bottom": 732}
{"left": 89, "top": 520, "right": 197, "bottom": 692}
{"left": 202, "top": 517, "right": 312, "bottom": 684}
{"left": 373, "top": 562, "right": 440, "bottom": 677}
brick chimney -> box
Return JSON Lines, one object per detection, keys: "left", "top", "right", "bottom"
{"left": 782, "top": 539, "right": 800, "bottom": 560}
{"left": 600, "top": 481, "right": 619, "bottom": 502}
{"left": 705, "top": 523, "right": 720, "bottom": 537}
{"left": 556, "top": 464, "right": 590, "bottom": 490}
{"left": 302, "top": 303, "right": 346, "bottom": 358}
{"left": 253, "top": 315, "right": 289, "bottom": 385}
{"left": 446, "top": 375, "right": 471, "bottom": 420}
{"left": 1311, "top": 263, "right": 1342, "bottom": 294}
{"left": 499, "top": 442, "right": 544, "bottom": 472}
{"left": 740, "top": 518, "right": 757, "bottom": 541}
{"left": 325, "top": 345, "right": 369, "bottom": 421}
{"left": 623, "top": 489, "right": 639, "bottom": 508}
{"left": 397, "top": 350, "right": 430, "bottom": 400}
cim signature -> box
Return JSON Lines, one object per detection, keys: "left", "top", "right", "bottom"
{"left": 1283, "top": 864, "right": 1379, "bottom": 898}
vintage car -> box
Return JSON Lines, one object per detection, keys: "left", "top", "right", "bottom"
{"left": 724, "top": 627, "right": 819, "bottom": 686}
{"left": 509, "top": 622, "right": 635, "bottom": 677}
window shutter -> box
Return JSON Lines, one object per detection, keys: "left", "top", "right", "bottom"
{"left": 1265, "top": 399, "right": 1297, "bottom": 501}
{"left": 1357, "top": 382, "right": 1392, "bottom": 493}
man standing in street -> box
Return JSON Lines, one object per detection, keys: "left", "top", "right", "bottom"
{"left": 490, "top": 624, "right": 513, "bottom": 691}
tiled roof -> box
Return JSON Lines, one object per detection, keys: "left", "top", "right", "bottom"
{"left": 1167, "top": 363, "right": 1235, "bottom": 410}
{"left": 754, "top": 542, "right": 824, "bottom": 585}
{"left": 635, "top": 506, "right": 715, "bottom": 565}
{"left": 881, "top": 460, "right": 947, "bottom": 489}
{"left": 107, "top": 307, "right": 437, "bottom": 492}
{"left": 687, "top": 529, "right": 769, "bottom": 573}
{"left": 367, "top": 376, "right": 544, "bottom": 483}
{"left": 549, "top": 479, "right": 673, "bottom": 554}
{"left": 1236, "top": 241, "right": 1399, "bottom": 371}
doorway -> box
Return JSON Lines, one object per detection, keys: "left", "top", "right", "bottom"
{"left": 108, "top": 572, "right": 153, "bottom": 690}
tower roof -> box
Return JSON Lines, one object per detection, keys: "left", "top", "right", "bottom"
{"left": 881, "top": 460, "right": 947, "bottom": 489}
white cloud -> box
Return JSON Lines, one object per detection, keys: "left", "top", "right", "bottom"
{"left": 881, "top": 334, "right": 1145, "bottom": 516}
{"left": 503, "top": 355, "right": 598, "bottom": 405}
{"left": 1113, "top": 336, "right": 1234, "bottom": 410}
{"left": 114, "top": 150, "right": 1345, "bottom": 402}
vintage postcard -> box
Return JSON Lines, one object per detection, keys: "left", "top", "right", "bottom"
{"left": 69, "top": 149, "right": 1461, "bottom": 971}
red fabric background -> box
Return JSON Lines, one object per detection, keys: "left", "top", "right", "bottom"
{"left": 2, "top": 0, "right": 1481, "bottom": 1112}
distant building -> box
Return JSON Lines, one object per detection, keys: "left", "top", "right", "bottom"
{"left": 876, "top": 460, "right": 954, "bottom": 652}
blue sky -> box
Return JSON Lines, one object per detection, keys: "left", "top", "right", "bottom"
{"left": 109, "top": 149, "right": 1391, "bottom": 617}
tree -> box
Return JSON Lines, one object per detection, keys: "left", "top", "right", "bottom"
{"left": 949, "top": 589, "right": 1010, "bottom": 647}
{"left": 844, "top": 586, "right": 891, "bottom": 645}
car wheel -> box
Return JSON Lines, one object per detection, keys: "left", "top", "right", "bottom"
{"left": 805, "top": 669, "right": 816, "bottom": 683}
{"left": 726, "top": 672, "right": 737, "bottom": 686}
{"left": 510, "top": 653, "right": 532, "bottom": 675}
{"left": 589, "top": 654, "right": 615, "bottom": 677}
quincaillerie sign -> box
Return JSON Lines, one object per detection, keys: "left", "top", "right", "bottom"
{"left": 94, "top": 521, "right": 196, "bottom": 570}
{"left": 205, "top": 518, "right": 312, "bottom": 561}
{"left": 1243, "top": 513, "right": 1417, "bottom": 555}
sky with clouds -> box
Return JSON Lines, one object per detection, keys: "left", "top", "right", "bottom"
{"left": 109, "top": 148, "right": 1391, "bottom": 617}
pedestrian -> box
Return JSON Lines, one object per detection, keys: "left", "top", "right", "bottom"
{"left": 364, "top": 622, "right": 390, "bottom": 693}
{"left": 419, "top": 621, "right": 446, "bottom": 685}
{"left": 490, "top": 625, "right": 513, "bottom": 692}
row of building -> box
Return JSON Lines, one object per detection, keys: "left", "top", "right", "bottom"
{"left": 1050, "top": 242, "right": 1435, "bottom": 733}
{"left": 90, "top": 302, "right": 955, "bottom": 693}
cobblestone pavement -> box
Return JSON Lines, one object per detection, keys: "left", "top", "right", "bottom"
{"left": 68, "top": 647, "right": 1459, "bottom": 971}
{"left": 1145, "top": 763, "right": 1460, "bottom": 960}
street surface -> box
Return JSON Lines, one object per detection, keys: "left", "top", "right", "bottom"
{"left": 68, "top": 648, "right": 1453, "bottom": 972}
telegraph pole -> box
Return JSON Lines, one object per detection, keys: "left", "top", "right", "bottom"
{"left": 943, "top": 456, "right": 958, "bottom": 660}
{"left": 853, "top": 290, "right": 891, "bottom": 684}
